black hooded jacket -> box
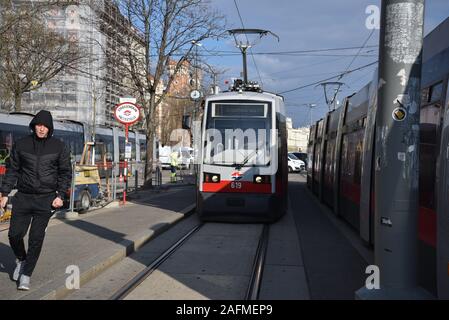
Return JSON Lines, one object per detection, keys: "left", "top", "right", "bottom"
{"left": 0, "top": 110, "right": 72, "bottom": 200}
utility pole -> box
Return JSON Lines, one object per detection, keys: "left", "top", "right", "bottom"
{"left": 356, "top": 0, "right": 431, "bottom": 299}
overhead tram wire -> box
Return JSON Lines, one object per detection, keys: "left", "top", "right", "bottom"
{"left": 269, "top": 68, "right": 375, "bottom": 81}
{"left": 20, "top": 40, "right": 376, "bottom": 99}
{"left": 85, "top": 45, "right": 379, "bottom": 58}
{"left": 267, "top": 56, "right": 350, "bottom": 77}
{"left": 20, "top": 45, "right": 193, "bottom": 101}
{"left": 191, "top": 52, "right": 377, "bottom": 58}
{"left": 233, "top": 0, "right": 263, "bottom": 86}
{"left": 338, "top": 29, "right": 376, "bottom": 81}
{"left": 278, "top": 61, "right": 378, "bottom": 95}
{"left": 188, "top": 45, "right": 378, "bottom": 56}
{"left": 346, "top": 63, "right": 378, "bottom": 87}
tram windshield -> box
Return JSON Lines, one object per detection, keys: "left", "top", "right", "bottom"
{"left": 203, "top": 102, "right": 272, "bottom": 167}
{"left": 0, "top": 123, "right": 29, "bottom": 166}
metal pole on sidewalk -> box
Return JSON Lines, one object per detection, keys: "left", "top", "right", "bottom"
{"left": 356, "top": 0, "right": 430, "bottom": 299}
{"left": 112, "top": 162, "right": 116, "bottom": 201}
{"left": 69, "top": 160, "right": 76, "bottom": 212}
{"left": 124, "top": 125, "right": 129, "bottom": 205}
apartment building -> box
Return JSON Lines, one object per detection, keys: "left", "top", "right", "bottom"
{"left": 19, "top": 0, "right": 143, "bottom": 129}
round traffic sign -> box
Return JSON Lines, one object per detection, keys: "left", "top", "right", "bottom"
{"left": 114, "top": 103, "right": 141, "bottom": 125}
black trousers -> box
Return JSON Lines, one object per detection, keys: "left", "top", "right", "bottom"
{"left": 8, "top": 192, "right": 55, "bottom": 277}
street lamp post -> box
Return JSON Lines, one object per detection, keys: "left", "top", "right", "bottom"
{"left": 303, "top": 103, "right": 317, "bottom": 127}
{"left": 91, "top": 79, "right": 97, "bottom": 166}
{"left": 191, "top": 41, "right": 202, "bottom": 122}
{"left": 285, "top": 103, "right": 317, "bottom": 128}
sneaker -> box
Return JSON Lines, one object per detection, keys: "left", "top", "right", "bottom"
{"left": 12, "top": 259, "right": 25, "bottom": 281}
{"left": 18, "top": 275, "right": 30, "bottom": 291}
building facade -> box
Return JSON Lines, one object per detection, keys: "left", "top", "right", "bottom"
{"left": 286, "top": 117, "right": 309, "bottom": 152}
{"left": 19, "top": 0, "right": 143, "bottom": 131}
{"left": 155, "top": 59, "right": 202, "bottom": 147}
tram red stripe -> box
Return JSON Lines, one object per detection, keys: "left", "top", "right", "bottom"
{"left": 370, "top": 192, "right": 436, "bottom": 247}
{"left": 203, "top": 181, "right": 271, "bottom": 193}
{"left": 419, "top": 206, "right": 436, "bottom": 248}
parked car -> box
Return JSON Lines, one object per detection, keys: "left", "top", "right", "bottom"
{"left": 291, "top": 152, "right": 308, "bottom": 169}
{"left": 288, "top": 153, "right": 305, "bottom": 173}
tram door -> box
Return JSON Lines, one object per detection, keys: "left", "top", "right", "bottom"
{"left": 419, "top": 81, "right": 446, "bottom": 295}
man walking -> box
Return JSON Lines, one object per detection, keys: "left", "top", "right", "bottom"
{"left": 0, "top": 110, "right": 71, "bottom": 290}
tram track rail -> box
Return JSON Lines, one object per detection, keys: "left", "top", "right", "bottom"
{"left": 110, "top": 221, "right": 269, "bottom": 300}
{"left": 110, "top": 222, "right": 205, "bottom": 300}
{"left": 245, "top": 224, "right": 269, "bottom": 300}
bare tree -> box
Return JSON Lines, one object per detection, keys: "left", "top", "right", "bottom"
{"left": 110, "top": 0, "right": 225, "bottom": 187}
{"left": 0, "top": 0, "right": 86, "bottom": 111}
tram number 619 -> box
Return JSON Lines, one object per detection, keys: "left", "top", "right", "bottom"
{"left": 231, "top": 181, "right": 242, "bottom": 189}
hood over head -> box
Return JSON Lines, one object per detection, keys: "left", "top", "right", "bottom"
{"left": 29, "top": 110, "right": 54, "bottom": 138}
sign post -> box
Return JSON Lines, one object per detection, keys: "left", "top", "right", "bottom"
{"left": 114, "top": 102, "right": 141, "bottom": 205}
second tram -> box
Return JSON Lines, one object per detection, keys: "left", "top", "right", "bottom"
{"left": 196, "top": 81, "right": 288, "bottom": 223}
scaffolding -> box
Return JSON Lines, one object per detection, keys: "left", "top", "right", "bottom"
{"left": 18, "top": 0, "right": 144, "bottom": 130}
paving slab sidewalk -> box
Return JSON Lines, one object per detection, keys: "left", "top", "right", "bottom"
{"left": 0, "top": 185, "right": 196, "bottom": 300}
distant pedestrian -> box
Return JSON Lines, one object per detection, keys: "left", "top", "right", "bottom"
{"left": 0, "top": 110, "right": 71, "bottom": 290}
{"left": 169, "top": 150, "right": 179, "bottom": 183}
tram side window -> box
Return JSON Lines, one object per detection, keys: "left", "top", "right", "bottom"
{"left": 53, "top": 130, "right": 83, "bottom": 161}
{"left": 129, "top": 138, "right": 136, "bottom": 161}
{"left": 324, "top": 139, "right": 336, "bottom": 187}
{"left": 313, "top": 142, "right": 321, "bottom": 181}
{"left": 119, "top": 137, "right": 124, "bottom": 161}
{"left": 95, "top": 134, "right": 114, "bottom": 162}
{"left": 118, "top": 136, "right": 136, "bottom": 161}
{"left": 446, "top": 82, "right": 449, "bottom": 110}
{"left": 419, "top": 103, "right": 441, "bottom": 210}
{"left": 0, "top": 124, "right": 31, "bottom": 165}
{"left": 353, "top": 130, "right": 364, "bottom": 185}
{"left": 340, "top": 130, "right": 363, "bottom": 186}
{"left": 342, "top": 135, "right": 353, "bottom": 180}
{"left": 0, "top": 131, "right": 13, "bottom": 167}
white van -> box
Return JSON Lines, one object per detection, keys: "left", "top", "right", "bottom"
{"left": 159, "top": 146, "right": 172, "bottom": 169}
{"left": 174, "top": 147, "right": 194, "bottom": 169}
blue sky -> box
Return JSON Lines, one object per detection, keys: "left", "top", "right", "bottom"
{"left": 200, "top": 0, "right": 449, "bottom": 127}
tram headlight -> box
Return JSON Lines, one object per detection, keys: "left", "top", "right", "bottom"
{"left": 254, "top": 175, "right": 270, "bottom": 184}
{"left": 204, "top": 172, "right": 220, "bottom": 183}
